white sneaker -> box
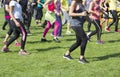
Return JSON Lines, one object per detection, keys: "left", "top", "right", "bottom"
{"left": 87, "top": 32, "right": 91, "bottom": 42}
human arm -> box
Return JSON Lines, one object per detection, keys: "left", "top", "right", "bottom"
{"left": 43, "top": 0, "right": 51, "bottom": 10}
{"left": 89, "top": 2, "right": 96, "bottom": 14}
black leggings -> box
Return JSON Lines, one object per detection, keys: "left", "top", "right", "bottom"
{"left": 6, "top": 18, "right": 14, "bottom": 35}
{"left": 89, "top": 20, "right": 102, "bottom": 40}
{"left": 2, "top": 20, "right": 8, "bottom": 29}
{"left": 69, "top": 26, "right": 88, "bottom": 56}
{"left": 36, "top": 8, "right": 43, "bottom": 20}
{"left": 6, "top": 19, "right": 27, "bottom": 49}
{"left": 108, "top": 10, "right": 118, "bottom": 31}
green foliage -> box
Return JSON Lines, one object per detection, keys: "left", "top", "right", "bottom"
{"left": 0, "top": 8, "right": 120, "bottom": 77}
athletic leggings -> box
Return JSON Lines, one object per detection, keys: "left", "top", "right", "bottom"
{"left": 52, "top": 15, "right": 62, "bottom": 36}
{"left": 2, "top": 20, "right": 8, "bottom": 29}
{"left": 69, "top": 26, "right": 88, "bottom": 56}
{"left": 89, "top": 20, "right": 102, "bottom": 40}
{"left": 5, "top": 18, "right": 14, "bottom": 35}
{"left": 108, "top": 10, "right": 118, "bottom": 31}
{"left": 43, "top": 20, "right": 59, "bottom": 37}
{"left": 36, "top": 8, "right": 43, "bottom": 20}
{"left": 26, "top": 11, "right": 32, "bottom": 32}
{"left": 6, "top": 19, "right": 27, "bottom": 49}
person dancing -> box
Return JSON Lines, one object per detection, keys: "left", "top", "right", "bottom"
{"left": 41, "top": 0, "right": 60, "bottom": 42}
{"left": 63, "top": 0, "right": 89, "bottom": 64}
{"left": 1, "top": 0, "right": 30, "bottom": 55}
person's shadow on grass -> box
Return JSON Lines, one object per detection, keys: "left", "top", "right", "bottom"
{"left": 91, "top": 52, "right": 120, "bottom": 61}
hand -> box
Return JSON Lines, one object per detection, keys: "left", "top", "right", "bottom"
{"left": 81, "top": 11, "right": 87, "bottom": 16}
{"left": 15, "top": 21, "right": 21, "bottom": 27}
{"left": 95, "top": 12, "right": 100, "bottom": 16}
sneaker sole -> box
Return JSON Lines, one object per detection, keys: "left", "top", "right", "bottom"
{"left": 78, "top": 60, "right": 85, "bottom": 64}
{"left": 63, "top": 56, "right": 72, "bottom": 60}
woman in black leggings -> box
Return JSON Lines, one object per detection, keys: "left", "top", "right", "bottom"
{"left": 87, "top": 0, "right": 103, "bottom": 44}
{"left": 63, "top": 0, "right": 88, "bottom": 64}
{"left": 1, "top": 0, "right": 30, "bottom": 55}
{"left": 106, "top": 10, "right": 119, "bottom": 32}
{"left": 105, "top": 0, "right": 120, "bottom": 32}
{"left": 2, "top": 0, "right": 20, "bottom": 46}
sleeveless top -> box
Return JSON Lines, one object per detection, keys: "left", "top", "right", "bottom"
{"left": 71, "top": 4, "right": 86, "bottom": 26}
{"left": 90, "top": 2, "right": 100, "bottom": 20}
{"left": 48, "top": 1, "right": 55, "bottom": 12}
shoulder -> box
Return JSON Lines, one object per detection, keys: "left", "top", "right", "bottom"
{"left": 9, "top": 0, "right": 17, "bottom": 6}
{"left": 10, "top": 0, "right": 16, "bottom": 4}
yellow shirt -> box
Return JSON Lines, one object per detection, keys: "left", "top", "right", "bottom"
{"left": 108, "top": 0, "right": 117, "bottom": 10}
{"left": 61, "top": 0, "right": 69, "bottom": 11}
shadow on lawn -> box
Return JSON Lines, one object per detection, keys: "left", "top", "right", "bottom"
{"left": 35, "top": 46, "right": 69, "bottom": 52}
{"left": 91, "top": 52, "right": 120, "bottom": 61}
{"left": 0, "top": 36, "right": 5, "bottom": 38}
{"left": 107, "top": 39, "right": 120, "bottom": 43}
{"left": 27, "top": 40, "right": 53, "bottom": 44}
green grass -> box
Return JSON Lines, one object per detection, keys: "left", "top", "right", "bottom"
{"left": 0, "top": 8, "right": 120, "bottom": 77}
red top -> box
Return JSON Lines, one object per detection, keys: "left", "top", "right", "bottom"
{"left": 48, "top": 1, "right": 55, "bottom": 12}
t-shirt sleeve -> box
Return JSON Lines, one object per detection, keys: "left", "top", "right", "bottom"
{"left": 9, "top": 1, "right": 16, "bottom": 7}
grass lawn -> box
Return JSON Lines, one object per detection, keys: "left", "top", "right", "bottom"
{"left": 0, "top": 8, "right": 120, "bottom": 77}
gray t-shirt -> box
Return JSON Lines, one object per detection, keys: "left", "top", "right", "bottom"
{"left": 9, "top": 0, "right": 23, "bottom": 20}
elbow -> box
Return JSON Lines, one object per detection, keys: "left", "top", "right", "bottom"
{"left": 89, "top": 10, "right": 92, "bottom": 13}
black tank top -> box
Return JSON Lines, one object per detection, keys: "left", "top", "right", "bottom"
{"left": 71, "top": 4, "right": 86, "bottom": 26}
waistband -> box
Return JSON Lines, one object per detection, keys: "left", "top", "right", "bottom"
{"left": 4, "top": 15, "right": 11, "bottom": 19}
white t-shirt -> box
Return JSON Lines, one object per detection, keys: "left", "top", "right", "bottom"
{"left": 9, "top": 0, "right": 23, "bottom": 20}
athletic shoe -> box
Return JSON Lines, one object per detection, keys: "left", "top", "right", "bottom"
{"left": 96, "top": 40, "right": 104, "bottom": 44}
{"left": 115, "top": 30, "right": 120, "bottom": 33}
{"left": 53, "top": 38, "right": 60, "bottom": 43}
{"left": 27, "top": 33, "right": 32, "bottom": 35}
{"left": 1, "top": 47, "right": 10, "bottom": 52}
{"left": 87, "top": 32, "right": 91, "bottom": 42}
{"left": 19, "top": 50, "right": 30, "bottom": 55}
{"left": 15, "top": 42, "right": 21, "bottom": 46}
{"left": 78, "top": 58, "right": 89, "bottom": 64}
{"left": 63, "top": 54, "right": 73, "bottom": 60}
{"left": 41, "top": 38, "right": 47, "bottom": 42}
{"left": 105, "top": 27, "right": 111, "bottom": 32}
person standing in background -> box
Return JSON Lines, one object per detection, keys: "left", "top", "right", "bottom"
{"left": 87, "top": 0, "right": 103, "bottom": 44}
{"left": 2, "top": 0, "right": 21, "bottom": 47}
{"left": 36, "top": 0, "right": 45, "bottom": 25}
{"left": 61, "top": 0, "right": 72, "bottom": 35}
{"left": 1, "top": 0, "right": 30, "bottom": 55}
{"left": 41, "top": 0, "right": 60, "bottom": 42}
